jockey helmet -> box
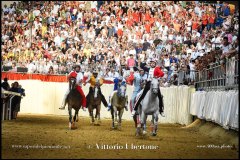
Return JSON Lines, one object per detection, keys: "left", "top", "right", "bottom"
{"left": 118, "top": 76, "right": 123, "bottom": 81}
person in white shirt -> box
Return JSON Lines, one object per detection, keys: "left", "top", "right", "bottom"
{"left": 52, "top": 3, "right": 60, "bottom": 15}
{"left": 129, "top": 46, "right": 137, "bottom": 57}
{"left": 194, "top": 4, "right": 200, "bottom": 16}
{"left": 163, "top": 54, "right": 171, "bottom": 71}
{"left": 54, "top": 32, "right": 61, "bottom": 47}
{"left": 91, "top": 1, "right": 98, "bottom": 11}
{"left": 186, "top": 18, "right": 192, "bottom": 32}
{"left": 191, "top": 47, "right": 199, "bottom": 60}
{"left": 33, "top": 8, "right": 40, "bottom": 17}
{"left": 211, "top": 33, "right": 222, "bottom": 49}
{"left": 189, "top": 60, "right": 196, "bottom": 83}
{"left": 3, "top": 5, "right": 9, "bottom": 13}
{"left": 52, "top": 61, "right": 59, "bottom": 74}
{"left": 196, "top": 40, "right": 206, "bottom": 51}
{"left": 87, "top": 29, "right": 96, "bottom": 42}
{"left": 221, "top": 37, "right": 233, "bottom": 58}
{"left": 176, "top": 33, "right": 183, "bottom": 43}
{"left": 8, "top": 5, "right": 16, "bottom": 14}
{"left": 27, "top": 61, "right": 36, "bottom": 73}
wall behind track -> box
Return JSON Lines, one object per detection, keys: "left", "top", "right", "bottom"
{"left": 8, "top": 80, "right": 194, "bottom": 125}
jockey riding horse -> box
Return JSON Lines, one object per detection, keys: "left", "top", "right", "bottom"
{"left": 84, "top": 69, "right": 108, "bottom": 108}
{"left": 59, "top": 65, "right": 87, "bottom": 111}
{"left": 132, "top": 58, "right": 165, "bottom": 117}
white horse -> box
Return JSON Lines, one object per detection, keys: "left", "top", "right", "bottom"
{"left": 110, "top": 84, "right": 128, "bottom": 130}
{"left": 136, "top": 78, "right": 160, "bottom": 136}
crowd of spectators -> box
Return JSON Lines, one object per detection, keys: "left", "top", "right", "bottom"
{"left": 1, "top": 1, "right": 239, "bottom": 86}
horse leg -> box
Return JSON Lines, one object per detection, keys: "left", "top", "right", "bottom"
{"left": 76, "top": 109, "right": 79, "bottom": 122}
{"left": 95, "top": 105, "right": 101, "bottom": 125}
{"left": 114, "top": 106, "right": 118, "bottom": 126}
{"left": 97, "top": 105, "right": 101, "bottom": 124}
{"left": 135, "top": 114, "right": 141, "bottom": 136}
{"left": 89, "top": 106, "right": 94, "bottom": 124}
{"left": 118, "top": 108, "right": 124, "bottom": 130}
{"left": 111, "top": 107, "right": 115, "bottom": 129}
{"left": 73, "top": 109, "right": 79, "bottom": 128}
{"left": 133, "top": 115, "right": 137, "bottom": 128}
{"left": 68, "top": 107, "right": 72, "bottom": 129}
{"left": 141, "top": 113, "right": 147, "bottom": 135}
{"left": 91, "top": 108, "right": 94, "bottom": 124}
{"left": 153, "top": 113, "right": 159, "bottom": 136}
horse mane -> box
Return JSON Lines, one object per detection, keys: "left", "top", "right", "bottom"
{"left": 151, "top": 78, "right": 159, "bottom": 88}
{"left": 69, "top": 77, "right": 76, "bottom": 91}
{"left": 117, "top": 84, "right": 126, "bottom": 97}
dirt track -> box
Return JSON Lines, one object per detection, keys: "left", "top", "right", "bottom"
{"left": 2, "top": 114, "right": 238, "bottom": 159}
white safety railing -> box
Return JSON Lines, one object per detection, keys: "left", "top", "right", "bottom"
{"left": 2, "top": 90, "right": 22, "bottom": 121}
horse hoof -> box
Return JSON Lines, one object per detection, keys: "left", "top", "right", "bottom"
{"left": 71, "top": 126, "right": 77, "bottom": 130}
{"left": 143, "top": 131, "right": 147, "bottom": 135}
{"left": 151, "top": 133, "right": 157, "bottom": 136}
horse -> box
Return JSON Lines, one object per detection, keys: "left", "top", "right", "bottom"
{"left": 86, "top": 83, "right": 102, "bottom": 125}
{"left": 135, "top": 78, "right": 160, "bottom": 136}
{"left": 110, "top": 84, "right": 128, "bottom": 130}
{"left": 66, "top": 77, "right": 83, "bottom": 129}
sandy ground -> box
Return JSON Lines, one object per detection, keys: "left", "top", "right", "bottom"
{"left": 2, "top": 114, "right": 238, "bottom": 159}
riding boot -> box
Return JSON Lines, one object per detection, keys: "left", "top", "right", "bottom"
{"left": 76, "top": 85, "right": 87, "bottom": 111}
{"left": 133, "top": 81, "right": 151, "bottom": 114}
{"left": 108, "top": 96, "right": 111, "bottom": 111}
{"left": 59, "top": 89, "right": 70, "bottom": 110}
{"left": 158, "top": 89, "right": 165, "bottom": 117}
{"left": 86, "top": 94, "right": 89, "bottom": 108}
{"left": 99, "top": 88, "right": 108, "bottom": 107}
{"left": 124, "top": 95, "right": 128, "bottom": 111}
{"left": 59, "top": 100, "right": 66, "bottom": 110}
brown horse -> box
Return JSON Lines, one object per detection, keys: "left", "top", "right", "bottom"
{"left": 86, "top": 84, "right": 102, "bottom": 125}
{"left": 66, "top": 77, "right": 83, "bottom": 129}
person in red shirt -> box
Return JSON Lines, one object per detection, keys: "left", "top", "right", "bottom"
{"left": 207, "top": 11, "right": 216, "bottom": 30}
{"left": 59, "top": 65, "right": 87, "bottom": 111}
{"left": 149, "top": 16, "right": 155, "bottom": 27}
{"left": 145, "top": 21, "right": 151, "bottom": 33}
{"left": 202, "top": 12, "right": 208, "bottom": 31}
{"left": 126, "top": 15, "right": 134, "bottom": 28}
{"left": 192, "top": 17, "right": 200, "bottom": 31}
{"left": 132, "top": 10, "right": 140, "bottom": 23}
{"left": 144, "top": 10, "right": 151, "bottom": 22}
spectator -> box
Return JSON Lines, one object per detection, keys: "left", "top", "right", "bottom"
{"left": 127, "top": 54, "right": 135, "bottom": 71}
{"left": 2, "top": 78, "right": 10, "bottom": 90}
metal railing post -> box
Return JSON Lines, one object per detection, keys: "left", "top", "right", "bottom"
{"left": 9, "top": 95, "right": 15, "bottom": 120}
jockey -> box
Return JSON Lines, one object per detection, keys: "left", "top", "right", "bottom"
{"left": 59, "top": 65, "right": 87, "bottom": 111}
{"left": 132, "top": 58, "right": 165, "bottom": 117}
{"left": 126, "top": 67, "right": 147, "bottom": 113}
{"left": 84, "top": 69, "right": 108, "bottom": 108}
{"left": 107, "top": 75, "right": 128, "bottom": 111}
